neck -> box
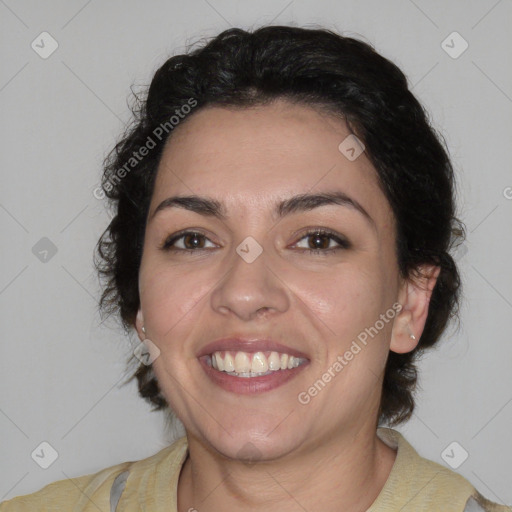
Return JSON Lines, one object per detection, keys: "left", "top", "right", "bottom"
{"left": 177, "top": 422, "right": 397, "bottom": 512}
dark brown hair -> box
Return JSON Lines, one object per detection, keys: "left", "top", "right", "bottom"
{"left": 94, "top": 25, "right": 465, "bottom": 427}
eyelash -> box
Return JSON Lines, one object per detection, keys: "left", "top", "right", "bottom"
{"left": 160, "top": 228, "right": 350, "bottom": 256}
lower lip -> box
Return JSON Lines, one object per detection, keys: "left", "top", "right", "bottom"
{"left": 199, "top": 357, "right": 309, "bottom": 394}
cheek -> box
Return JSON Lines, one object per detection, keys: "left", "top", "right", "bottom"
{"left": 307, "top": 272, "right": 395, "bottom": 394}
{"left": 138, "top": 262, "right": 213, "bottom": 346}
{"left": 297, "top": 262, "right": 388, "bottom": 333}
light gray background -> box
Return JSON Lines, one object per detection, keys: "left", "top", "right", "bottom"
{"left": 1, "top": 0, "right": 511, "bottom": 505}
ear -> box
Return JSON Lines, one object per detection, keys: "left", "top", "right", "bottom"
{"left": 390, "top": 265, "right": 441, "bottom": 354}
{"left": 135, "top": 308, "right": 145, "bottom": 341}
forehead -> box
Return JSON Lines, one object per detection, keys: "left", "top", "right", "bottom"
{"left": 151, "top": 100, "right": 392, "bottom": 224}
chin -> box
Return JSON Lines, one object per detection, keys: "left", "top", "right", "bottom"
{"left": 201, "top": 419, "right": 303, "bottom": 463}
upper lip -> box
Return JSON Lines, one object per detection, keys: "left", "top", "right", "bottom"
{"left": 197, "top": 337, "right": 310, "bottom": 360}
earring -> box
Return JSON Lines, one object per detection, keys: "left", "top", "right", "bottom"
{"left": 142, "top": 326, "right": 146, "bottom": 334}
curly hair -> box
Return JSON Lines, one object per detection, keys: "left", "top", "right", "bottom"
{"left": 94, "top": 25, "right": 465, "bottom": 427}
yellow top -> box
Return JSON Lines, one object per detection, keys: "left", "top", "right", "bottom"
{"left": 1, "top": 427, "right": 510, "bottom": 512}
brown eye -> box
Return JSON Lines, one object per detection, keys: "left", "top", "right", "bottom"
{"left": 293, "top": 229, "right": 350, "bottom": 255}
{"left": 161, "top": 231, "right": 216, "bottom": 252}
{"left": 182, "top": 233, "right": 206, "bottom": 249}
{"left": 306, "top": 232, "right": 331, "bottom": 250}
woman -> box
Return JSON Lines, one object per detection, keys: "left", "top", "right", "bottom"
{"left": 1, "top": 25, "right": 510, "bottom": 512}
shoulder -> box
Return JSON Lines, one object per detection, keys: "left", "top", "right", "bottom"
{"left": 464, "top": 493, "right": 512, "bottom": 512}
{"left": 0, "top": 437, "right": 188, "bottom": 512}
{"left": 374, "top": 428, "right": 511, "bottom": 512}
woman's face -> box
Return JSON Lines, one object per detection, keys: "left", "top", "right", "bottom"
{"left": 136, "top": 99, "right": 419, "bottom": 460}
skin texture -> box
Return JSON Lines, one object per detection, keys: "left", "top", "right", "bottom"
{"left": 135, "top": 99, "right": 439, "bottom": 511}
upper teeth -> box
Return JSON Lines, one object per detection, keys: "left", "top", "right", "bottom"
{"left": 210, "top": 351, "right": 306, "bottom": 374}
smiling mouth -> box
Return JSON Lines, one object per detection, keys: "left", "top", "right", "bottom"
{"left": 203, "top": 350, "right": 309, "bottom": 378}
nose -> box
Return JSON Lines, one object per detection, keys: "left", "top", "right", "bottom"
{"left": 210, "top": 243, "right": 290, "bottom": 321}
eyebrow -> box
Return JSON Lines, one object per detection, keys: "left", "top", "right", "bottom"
{"left": 149, "top": 191, "right": 376, "bottom": 230}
